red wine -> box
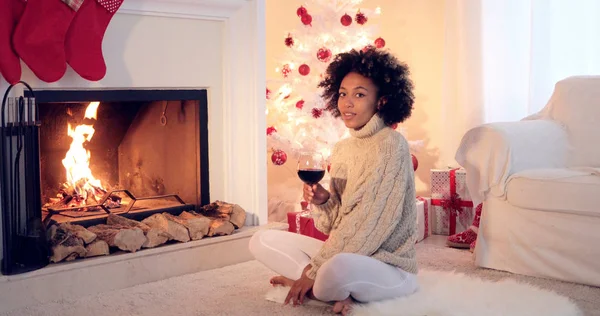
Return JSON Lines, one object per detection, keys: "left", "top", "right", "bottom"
{"left": 298, "top": 169, "right": 325, "bottom": 184}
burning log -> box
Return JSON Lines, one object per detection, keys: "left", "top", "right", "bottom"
{"left": 87, "top": 224, "right": 147, "bottom": 253}
{"left": 107, "top": 214, "right": 171, "bottom": 248}
{"left": 141, "top": 213, "right": 190, "bottom": 243}
{"left": 44, "top": 183, "right": 122, "bottom": 212}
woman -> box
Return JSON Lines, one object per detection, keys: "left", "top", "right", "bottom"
{"left": 250, "top": 48, "right": 418, "bottom": 315}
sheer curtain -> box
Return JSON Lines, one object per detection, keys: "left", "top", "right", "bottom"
{"left": 441, "top": 0, "right": 600, "bottom": 167}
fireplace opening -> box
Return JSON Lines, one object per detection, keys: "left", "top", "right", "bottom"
{"left": 33, "top": 89, "right": 210, "bottom": 228}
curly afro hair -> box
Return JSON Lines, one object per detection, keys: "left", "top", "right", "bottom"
{"left": 318, "top": 48, "right": 414, "bottom": 126}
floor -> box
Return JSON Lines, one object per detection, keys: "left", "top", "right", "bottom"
{"left": 1, "top": 235, "right": 598, "bottom": 316}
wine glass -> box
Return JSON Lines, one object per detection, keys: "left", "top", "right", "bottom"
{"left": 298, "top": 151, "right": 326, "bottom": 211}
{"left": 297, "top": 151, "right": 326, "bottom": 185}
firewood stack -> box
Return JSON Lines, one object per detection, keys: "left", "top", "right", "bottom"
{"left": 46, "top": 200, "right": 247, "bottom": 263}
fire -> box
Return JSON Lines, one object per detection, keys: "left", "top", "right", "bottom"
{"left": 61, "top": 101, "right": 106, "bottom": 204}
{"left": 43, "top": 101, "right": 122, "bottom": 211}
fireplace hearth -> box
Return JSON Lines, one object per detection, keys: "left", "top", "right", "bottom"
{"left": 1, "top": 84, "right": 248, "bottom": 275}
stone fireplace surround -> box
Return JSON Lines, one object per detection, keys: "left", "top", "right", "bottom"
{"left": 0, "top": 0, "right": 270, "bottom": 312}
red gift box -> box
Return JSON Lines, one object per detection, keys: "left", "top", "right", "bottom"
{"left": 287, "top": 211, "right": 329, "bottom": 242}
{"left": 430, "top": 168, "right": 474, "bottom": 235}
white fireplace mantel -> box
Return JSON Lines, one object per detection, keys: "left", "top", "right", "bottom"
{"left": 119, "top": 0, "right": 253, "bottom": 20}
{"left": 113, "top": 0, "right": 268, "bottom": 226}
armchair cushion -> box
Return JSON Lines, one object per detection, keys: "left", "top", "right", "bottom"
{"left": 506, "top": 168, "right": 600, "bottom": 216}
{"left": 455, "top": 120, "right": 569, "bottom": 206}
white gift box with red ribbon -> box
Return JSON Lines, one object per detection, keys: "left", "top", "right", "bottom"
{"left": 415, "top": 196, "right": 431, "bottom": 243}
{"left": 430, "top": 168, "right": 474, "bottom": 235}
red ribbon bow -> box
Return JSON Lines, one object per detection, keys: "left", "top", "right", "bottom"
{"left": 431, "top": 168, "right": 473, "bottom": 235}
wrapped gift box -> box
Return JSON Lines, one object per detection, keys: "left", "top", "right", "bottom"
{"left": 415, "top": 196, "right": 431, "bottom": 243}
{"left": 287, "top": 211, "right": 329, "bottom": 242}
{"left": 430, "top": 168, "right": 474, "bottom": 235}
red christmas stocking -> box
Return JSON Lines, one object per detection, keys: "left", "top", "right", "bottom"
{"left": 12, "top": 0, "right": 83, "bottom": 83}
{"left": 0, "top": 0, "right": 26, "bottom": 84}
{"left": 65, "top": 0, "right": 124, "bottom": 81}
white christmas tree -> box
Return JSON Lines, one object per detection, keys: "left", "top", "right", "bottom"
{"left": 267, "top": 0, "right": 422, "bottom": 167}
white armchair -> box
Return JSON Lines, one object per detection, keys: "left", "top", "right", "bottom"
{"left": 455, "top": 76, "right": 600, "bottom": 287}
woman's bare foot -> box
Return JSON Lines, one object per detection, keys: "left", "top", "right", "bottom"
{"left": 332, "top": 296, "right": 354, "bottom": 315}
{"left": 269, "top": 275, "right": 294, "bottom": 287}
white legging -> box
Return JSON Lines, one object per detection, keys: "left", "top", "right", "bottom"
{"left": 249, "top": 229, "right": 419, "bottom": 303}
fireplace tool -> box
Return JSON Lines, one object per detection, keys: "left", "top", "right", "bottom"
{"left": 0, "top": 81, "right": 49, "bottom": 275}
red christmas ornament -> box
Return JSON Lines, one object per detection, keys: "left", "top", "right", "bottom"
{"left": 266, "top": 126, "right": 277, "bottom": 135}
{"left": 374, "top": 37, "right": 386, "bottom": 48}
{"left": 340, "top": 13, "right": 352, "bottom": 26}
{"left": 355, "top": 11, "right": 368, "bottom": 25}
{"left": 298, "top": 64, "right": 310, "bottom": 76}
{"left": 301, "top": 13, "right": 312, "bottom": 26}
{"left": 317, "top": 47, "right": 332, "bottom": 62}
{"left": 296, "top": 100, "right": 305, "bottom": 109}
{"left": 311, "top": 108, "right": 323, "bottom": 118}
{"left": 281, "top": 64, "right": 291, "bottom": 77}
{"left": 271, "top": 150, "right": 287, "bottom": 166}
{"left": 411, "top": 154, "right": 419, "bottom": 171}
{"left": 266, "top": 87, "right": 271, "bottom": 99}
{"left": 285, "top": 34, "right": 294, "bottom": 47}
{"left": 296, "top": 6, "right": 307, "bottom": 17}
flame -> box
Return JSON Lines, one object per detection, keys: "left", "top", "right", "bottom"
{"left": 84, "top": 101, "right": 99, "bottom": 119}
{"left": 61, "top": 102, "right": 105, "bottom": 202}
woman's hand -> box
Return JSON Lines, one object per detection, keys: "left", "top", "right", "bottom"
{"left": 303, "top": 183, "right": 330, "bottom": 205}
{"left": 285, "top": 265, "right": 315, "bottom": 306}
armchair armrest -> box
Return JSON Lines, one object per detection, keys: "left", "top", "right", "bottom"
{"left": 455, "top": 119, "right": 569, "bottom": 205}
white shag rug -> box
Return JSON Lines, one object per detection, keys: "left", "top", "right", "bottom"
{"left": 2, "top": 238, "right": 595, "bottom": 316}
{"left": 265, "top": 269, "right": 583, "bottom": 316}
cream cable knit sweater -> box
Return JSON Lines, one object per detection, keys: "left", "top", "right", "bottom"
{"left": 306, "top": 114, "right": 418, "bottom": 279}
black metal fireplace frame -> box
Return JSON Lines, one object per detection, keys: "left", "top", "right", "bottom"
{"left": 25, "top": 88, "right": 211, "bottom": 207}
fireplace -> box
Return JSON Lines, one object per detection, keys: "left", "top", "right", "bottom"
{"left": 0, "top": 1, "right": 266, "bottom": 285}
{"left": 0, "top": 86, "right": 244, "bottom": 275}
